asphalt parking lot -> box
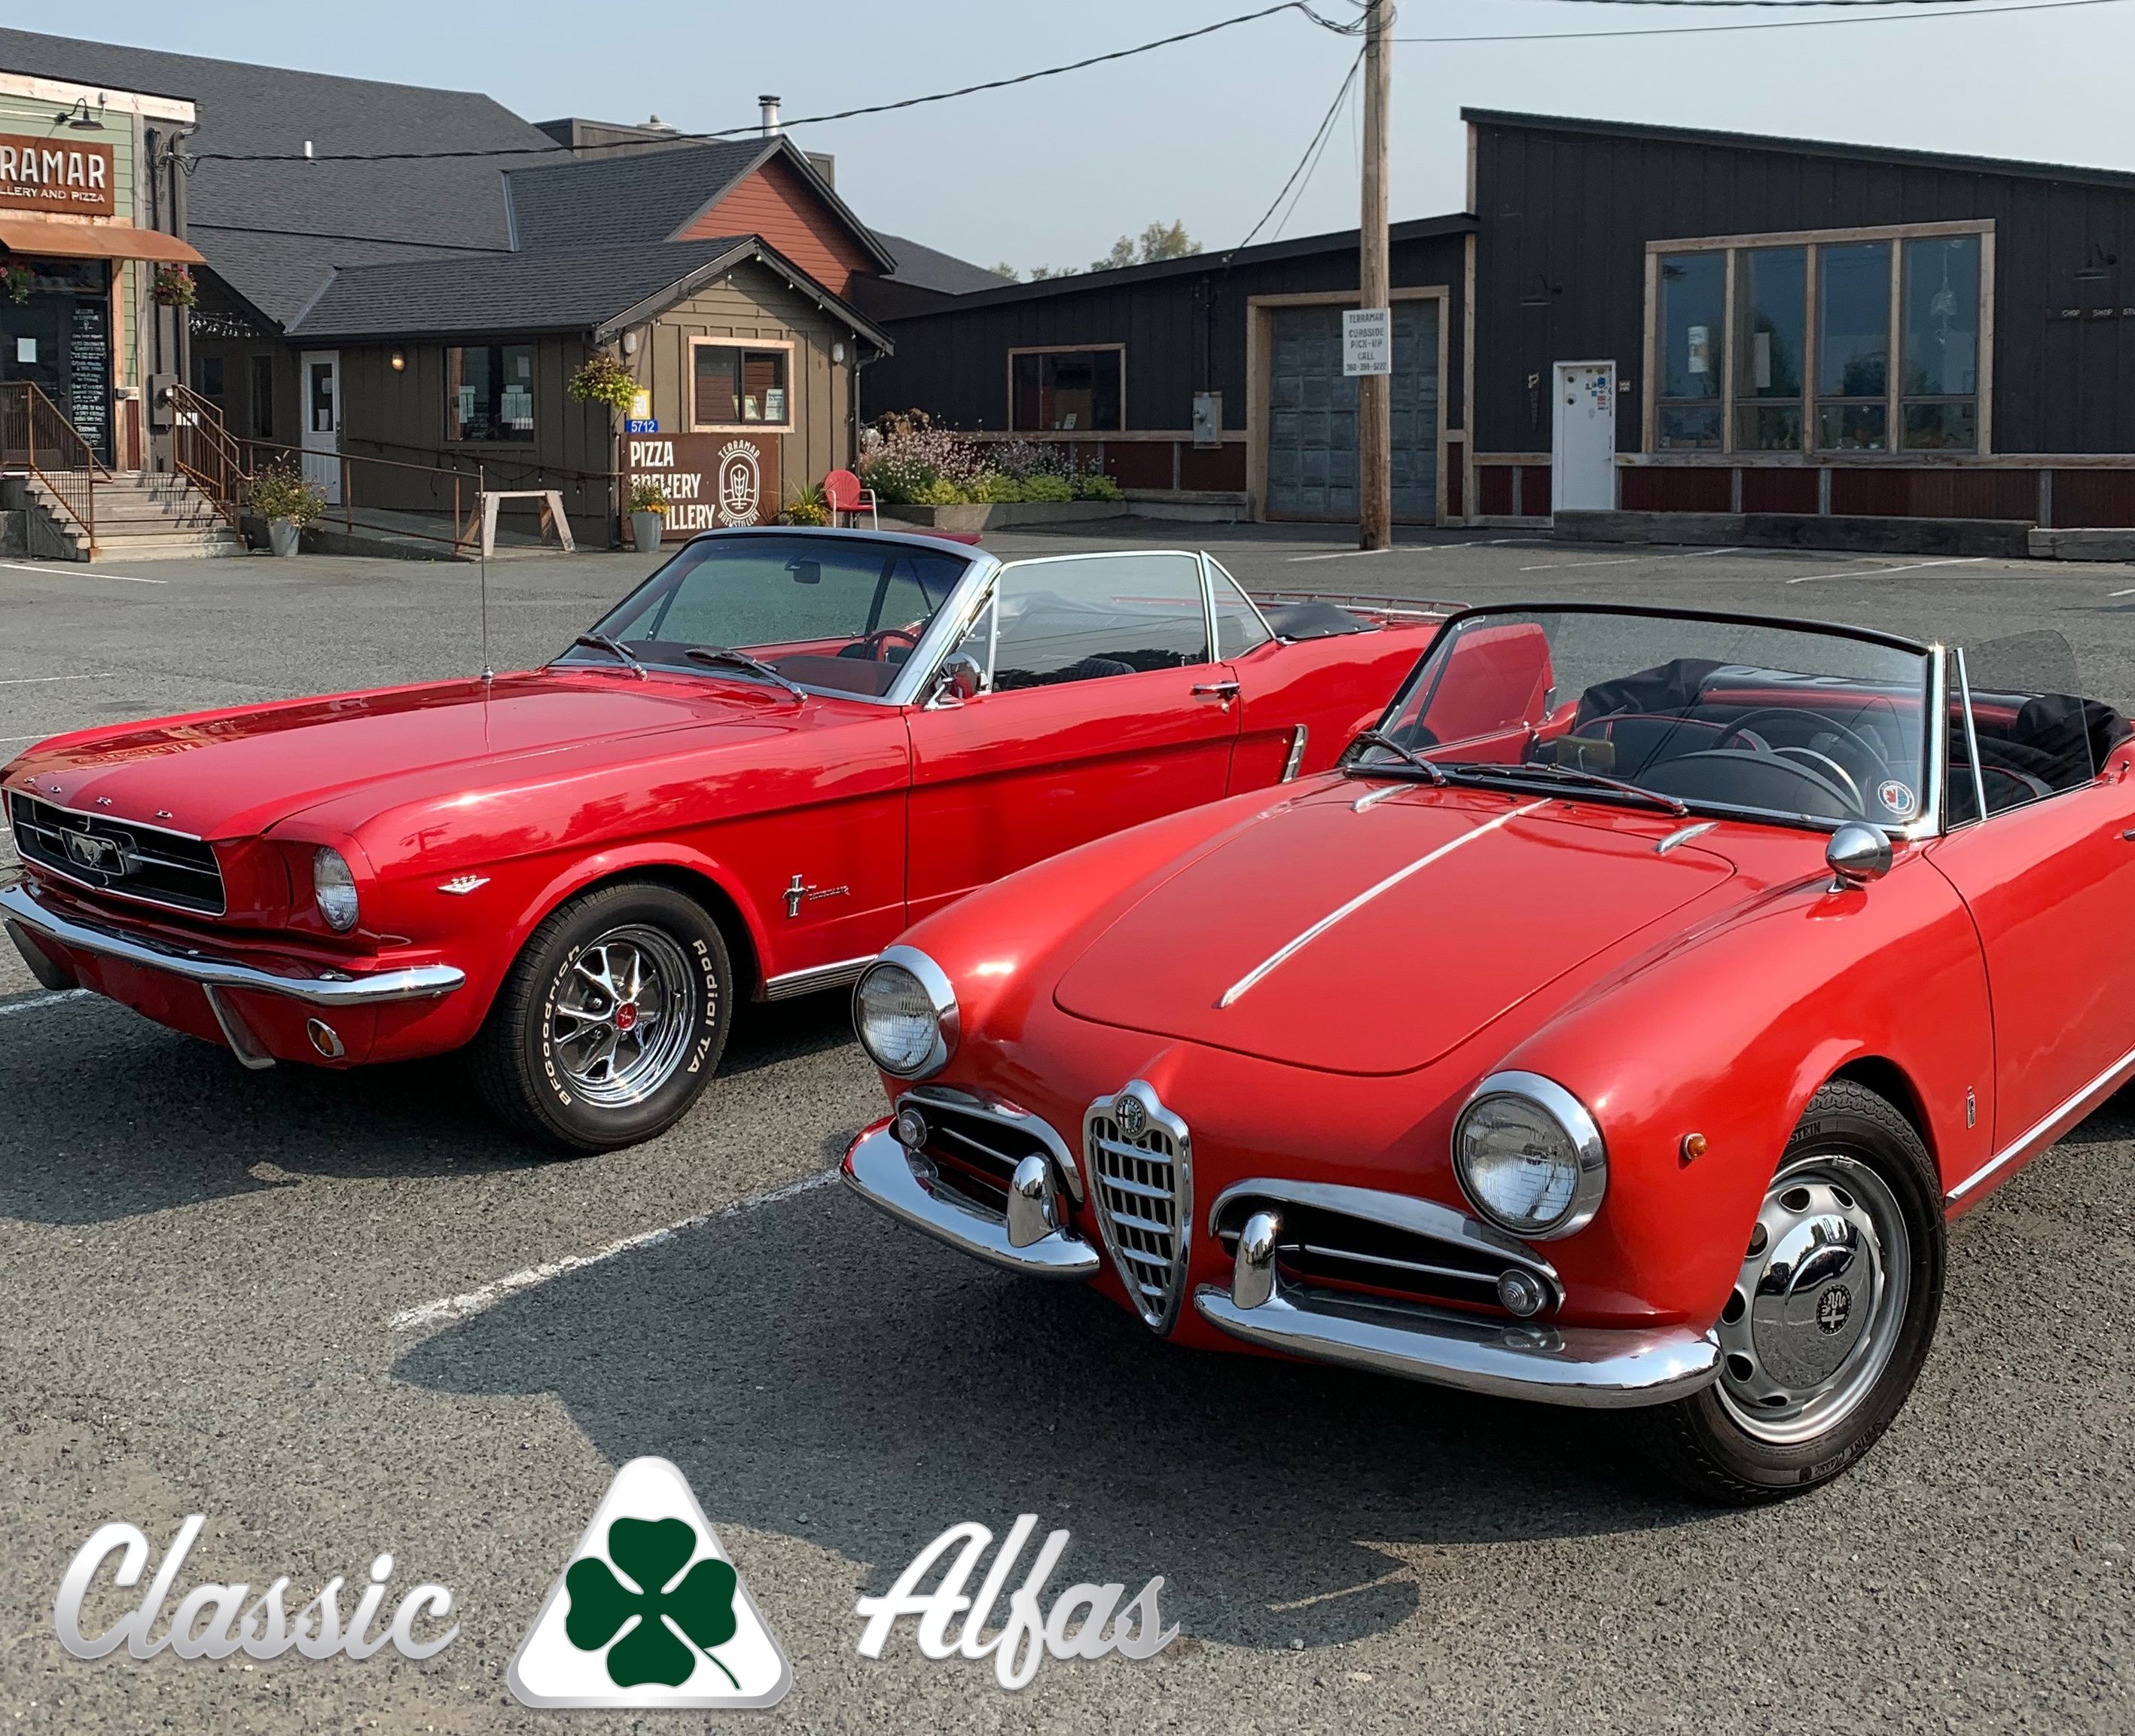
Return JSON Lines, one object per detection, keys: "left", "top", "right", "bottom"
{"left": 4, "top": 525, "right": 2134, "bottom": 1733}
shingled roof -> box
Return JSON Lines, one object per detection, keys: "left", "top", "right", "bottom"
{"left": 0, "top": 25, "right": 560, "bottom": 324}
{"left": 873, "top": 233, "right": 1010, "bottom": 296}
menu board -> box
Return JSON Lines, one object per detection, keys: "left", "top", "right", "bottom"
{"left": 68, "top": 297, "right": 108, "bottom": 457}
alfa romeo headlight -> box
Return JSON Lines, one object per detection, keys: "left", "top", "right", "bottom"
{"left": 852, "top": 947, "right": 957, "bottom": 1079}
{"left": 313, "top": 847, "right": 360, "bottom": 933}
{"left": 1453, "top": 1071, "right": 1606, "bottom": 1240}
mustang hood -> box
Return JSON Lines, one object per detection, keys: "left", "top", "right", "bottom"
{"left": 4, "top": 672, "right": 786, "bottom": 841}
{"left": 1052, "top": 786, "right": 1738, "bottom": 1075}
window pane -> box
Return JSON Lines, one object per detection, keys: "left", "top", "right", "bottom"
{"left": 1657, "top": 252, "right": 1725, "bottom": 401}
{"left": 1901, "top": 401, "right": 1978, "bottom": 452}
{"left": 1817, "top": 242, "right": 1890, "bottom": 398}
{"left": 1736, "top": 403, "right": 1803, "bottom": 452}
{"left": 990, "top": 552, "right": 1209, "bottom": 687}
{"left": 1206, "top": 557, "right": 1273, "bottom": 658}
{"left": 1735, "top": 246, "right": 1805, "bottom": 401}
{"left": 694, "top": 346, "right": 740, "bottom": 425}
{"left": 1902, "top": 236, "right": 1979, "bottom": 398}
{"left": 1658, "top": 404, "right": 1722, "bottom": 450}
{"left": 448, "top": 344, "right": 535, "bottom": 441}
{"left": 1010, "top": 350, "right": 1122, "bottom": 432}
{"left": 1816, "top": 403, "right": 1887, "bottom": 453}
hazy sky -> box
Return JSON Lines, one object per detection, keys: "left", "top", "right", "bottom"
{"left": 56, "top": 0, "right": 2135, "bottom": 270}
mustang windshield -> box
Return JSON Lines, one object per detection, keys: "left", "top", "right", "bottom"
{"left": 1365, "top": 607, "right": 1934, "bottom": 831}
{"left": 564, "top": 534, "right": 974, "bottom": 698}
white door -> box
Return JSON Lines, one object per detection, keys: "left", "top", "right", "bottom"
{"left": 1551, "top": 361, "right": 1616, "bottom": 514}
{"left": 300, "top": 349, "right": 340, "bottom": 505}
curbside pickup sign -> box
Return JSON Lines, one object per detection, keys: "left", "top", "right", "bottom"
{"left": 508, "top": 1457, "right": 790, "bottom": 1710}
{"left": 1342, "top": 307, "right": 1392, "bottom": 377}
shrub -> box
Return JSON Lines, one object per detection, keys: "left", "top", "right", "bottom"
{"left": 1020, "top": 473, "right": 1074, "bottom": 504}
{"left": 249, "top": 462, "right": 325, "bottom": 527}
{"left": 859, "top": 408, "right": 981, "bottom": 505}
{"left": 782, "top": 482, "right": 829, "bottom": 526}
{"left": 914, "top": 477, "right": 968, "bottom": 506}
{"left": 1073, "top": 471, "right": 1124, "bottom": 502}
{"left": 967, "top": 471, "right": 1024, "bottom": 504}
{"left": 568, "top": 351, "right": 639, "bottom": 414}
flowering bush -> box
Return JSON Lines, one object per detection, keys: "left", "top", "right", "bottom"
{"left": 249, "top": 462, "right": 325, "bottom": 527}
{"left": 781, "top": 482, "right": 830, "bottom": 526}
{"left": 568, "top": 351, "right": 639, "bottom": 414}
{"left": 859, "top": 410, "right": 1121, "bottom": 506}
{"left": 627, "top": 478, "right": 669, "bottom": 515}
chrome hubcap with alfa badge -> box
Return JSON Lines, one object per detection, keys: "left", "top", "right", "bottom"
{"left": 1716, "top": 1155, "right": 1910, "bottom": 1445}
{"left": 550, "top": 926, "right": 697, "bottom": 1109}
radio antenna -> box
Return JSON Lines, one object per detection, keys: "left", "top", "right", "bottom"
{"left": 478, "top": 463, "right": 493, "bottom": 682}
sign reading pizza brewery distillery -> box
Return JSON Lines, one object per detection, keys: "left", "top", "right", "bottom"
{"left": 0, "top": 134, "right": 116, "bottom": 215}
{"left": 627, "top": 435, "right": 781, "bottom": 538}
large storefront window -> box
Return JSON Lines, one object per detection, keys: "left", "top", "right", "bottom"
{"left": 1645, "top": 224, "right": 1987, "bottom": 457}
{"left": 1011, "top": 347, "right": 1123, "bottom": 432}
{"left": 1655, "top": 252, "right": 1724, "bottom": 449}
{"left": 0, "top": 259, "right": 114, "bottom": 464}
{"left": 693, "top": 343, "right": 790, "bottom": 429}
{"left": 446, "top": 343, "right": 535, "bottom": 442}
{"left": 1732, "top": 246, "right": 1806, "bottom": 451}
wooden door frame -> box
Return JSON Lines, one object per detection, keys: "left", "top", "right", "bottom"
{"left": 1246, "top": 286, "right": 1451, "bottom": 525}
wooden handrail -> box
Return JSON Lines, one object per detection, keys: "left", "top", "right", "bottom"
{"left": 0, "top": 380, "right": 101, "bottom": 555}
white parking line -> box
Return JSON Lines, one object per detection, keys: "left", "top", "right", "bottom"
{"left": 1783, "top": 557, "right": 1986, "bottom": 585}
{"left": 2109, "top": 585, "right": 2135, "bottom": 599}
{"left": 0, "top": 561, "right": 167, "bottom": 585}
{"left": 1286, "top": 546, "right": 1397, "bottom": 563}
{"left": 0, "top": 989, "right": 89, "bottom": 1018}
{"left": 1517, "top": 557, "right": 1639, "bottom": 572}
{"left": 0, "top": 670, "right": 117, "bottom": 686}
{"left": 388, "top": 1164, "right": 842, "bottom": 1334}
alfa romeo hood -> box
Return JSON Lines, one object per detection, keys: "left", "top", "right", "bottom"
{"left": 3, "top": 671, "right": 786, "bottom": 841}
{"left": 1051, "top": 786, "right": 1737, "bottom": 1075}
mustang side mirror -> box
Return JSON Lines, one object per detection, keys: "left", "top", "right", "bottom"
{"left": 930, "top": 652, "right": 986, "bottom": 707}
{"left": 1825, "top": 823, "right": 1893, "bottom": 891}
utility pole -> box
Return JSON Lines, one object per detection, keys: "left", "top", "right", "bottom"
{"left": 1357, "top": 0, "right": 1393, "bottom": 550}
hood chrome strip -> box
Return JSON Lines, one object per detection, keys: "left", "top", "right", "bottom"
{"left": 1218, "top": 798, "right": 1549, "bottom": 1008}
{"left": 1655, "top": 820, "right": 1718, "bottom": 856}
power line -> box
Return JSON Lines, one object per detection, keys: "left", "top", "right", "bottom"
{"left": 1235, "top": 49, "right": 1365, "bottom": 254}
{"left": 191, "top": 1, "right": 1340, "bottom": 165}
{"left": 1394, "top": 0, "right": 2123, "bottom": 39}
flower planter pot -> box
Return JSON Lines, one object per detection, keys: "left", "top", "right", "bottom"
{"left": 267, "top": 518, "right": 303, "bottom": 557}
{"left": 631, "top": 511, "right": 666, "bottom": 554}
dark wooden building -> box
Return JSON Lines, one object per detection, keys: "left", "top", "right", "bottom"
{"left": 861, "top": 216, "right": 1475, "bottom": 523}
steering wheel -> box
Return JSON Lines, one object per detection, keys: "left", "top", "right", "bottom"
{"left": 845, "top": 625, "right": 923, "bottom": 662}
{"left": 1713, "top": 706, "right": 1902, "bottom": 816}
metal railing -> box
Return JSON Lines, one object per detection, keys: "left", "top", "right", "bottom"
{"left": 0, "top": 380, "right": 107, "bottom": 555}
{"left": 167, "top": 383, "right": 250, "bottom": 529}
{"left": 239, "top": 438, "right": 480, "bottom": 554}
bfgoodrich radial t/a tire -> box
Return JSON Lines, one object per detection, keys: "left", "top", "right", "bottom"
{"left": 1635, "top": 1081, "right": 1945, "bottom": 1504}
{"left": 474, "top": 880, "right": 733, "bottom": 1154}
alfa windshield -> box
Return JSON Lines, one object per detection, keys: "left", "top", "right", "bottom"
{"left": 1362, "top": 608, "right": 1934, "bottom": 831}
{"left": 563, "top": 534, "right": 974, "bottom": 700}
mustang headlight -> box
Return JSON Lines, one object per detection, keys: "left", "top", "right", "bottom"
{"left": 1453, "top": 1071, "right": 1606, "bottom": 1240}
{"left": 312, "top": 847, "right": 360, "bottom": 933}
{"left": 852, "top": 946, "right": 957, "bottom": 1079}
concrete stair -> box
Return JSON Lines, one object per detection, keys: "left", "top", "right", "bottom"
{"left": 4, "top": 470, "right": 246, "bottom": 562}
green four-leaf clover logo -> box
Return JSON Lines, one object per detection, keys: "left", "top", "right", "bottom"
{"left": 563, "top": 1517, "right": 740, "bottom": 1690}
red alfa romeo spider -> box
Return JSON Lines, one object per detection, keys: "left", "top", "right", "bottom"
{"left": 844, "top": 603, "right": 2133, "bottom": 1499}
{"left": 2, "top": 529, "right": 1442, "bottom": 1151}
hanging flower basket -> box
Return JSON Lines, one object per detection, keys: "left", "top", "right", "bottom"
{"left": 568, "top": 350, "right": 639, "bottom": 414}
{"left": 153, "top": 264, "right": 198, "bottom": 307}
{"left": 0, "top": 262, "right": 32, "bottom": 305}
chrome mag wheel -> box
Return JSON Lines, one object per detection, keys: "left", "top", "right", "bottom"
{"left": 549, "top": 925, "right": 697, "bottom": 1109}
{"left": 1715, "top": 1153, "right": 1911, "bottom": 1446}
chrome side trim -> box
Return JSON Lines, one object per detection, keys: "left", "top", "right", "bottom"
{"left": 902, "top": 1083, "right": 1083, "bottom": 1202}
{"left": 1654, "top": 820, "right": 1717, "bottom": 855}
{"left": 0, "top": 882, "right": 465, "bottom": 1008}
{"left": 1944, "top": 1036, "right": 2135, "bottom": 1204}
{"left": 1193, "top": 1284, "right": 1720, "bottom": 1409}
{"left": 1205, "top": 1176, "right": 1562, "bottom": 1306}
{"left": 1219, "top": 798, "right": 1550, "bottom": 1007}
{"left": 763, "top": 955, "right": 874, "bottom": 1001}
{"left": 840, "top": 1120, "right": 1101, "bottom": 1280}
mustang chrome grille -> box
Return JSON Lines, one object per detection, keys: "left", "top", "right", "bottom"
{"left": 8, "top": 792, "right": 226, "bottom": 917}
{"left": 1084, "top": 1081, "right": 1193, "bottom": 1332}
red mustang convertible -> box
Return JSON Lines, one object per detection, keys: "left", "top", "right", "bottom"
{"left": 845, "top": 603, "right": 2134, "bottom": 1499}
{"left": 1, "top": 529, "right": 1440, "bottom": 1150}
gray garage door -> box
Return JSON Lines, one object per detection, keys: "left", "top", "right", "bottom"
{"left": 1266, "top": 301, "right": 1438, "bottom": 521}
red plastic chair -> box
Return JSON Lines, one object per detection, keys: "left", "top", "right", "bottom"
{"left": 823, "top": 468, "right": 878, "bottom": 529}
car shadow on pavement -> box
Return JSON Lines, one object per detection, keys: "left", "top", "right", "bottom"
{"left": 395, "top": 1172, "right": 1701, "bottom": 1653}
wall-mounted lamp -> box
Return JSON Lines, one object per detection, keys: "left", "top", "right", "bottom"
{"left": 389, "top": 350, "right": 406, "bottom": 372}
{"left": 622, "top": 329, "right": 639, "bottom": 355}
{"left": 831, "top": 340, "right": 846, "bottom": 365}
{"left": 54, "top": 96, "right": 105, "bottom": 132}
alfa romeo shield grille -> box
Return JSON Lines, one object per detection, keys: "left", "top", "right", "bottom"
{"left": 1084, "top": 1082, "right": 1192, "bottom": 1332}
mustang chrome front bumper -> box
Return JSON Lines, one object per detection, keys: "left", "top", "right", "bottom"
{"left": 0, "top": 880, "right": 466, "bottom": 1008}
{"left": 844, "top": 1115, "right": 1719, "bottom": 1408}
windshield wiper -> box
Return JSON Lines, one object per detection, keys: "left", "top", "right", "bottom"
{"left": 683, "top": 645, "right": 807, "bottom": 702}
{"left": 1344, "top": 728, "right": 1447, "bottom": 786}
{"left": 568, "top": 633, "right": 647, "bottom": 679}
{"left": 1446, "top": 759, "right": 1688, "bottom": 816}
